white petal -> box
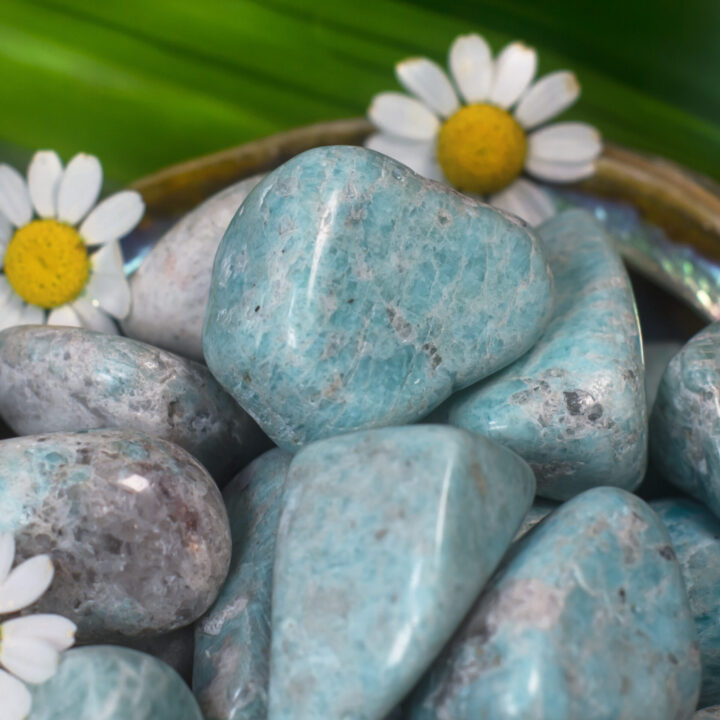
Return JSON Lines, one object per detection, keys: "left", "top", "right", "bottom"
{"left": 56, "top": 153, "right": 102, "bottom": 225}
{"left": 0, "top": 535, "right": 15, "bottom": 586}
{"left": 79, "top": 190, "right": 145, "bottom": 246}
{"left": 0, "top": 280, "right": 45, "bottom": 332}
{"left": 395, "top": 58, "right": 459, "bottom": 118}
{"left": 0, "top": 555, "right": 54, "bottom": 614}
{"left": 514, "top": 71, "right": 581, "bottom": 129}
{"left": 46, "top": 305, "right": 83, "bottom": 328}
{"left": 528, "top": 122, "right": 603, "bottom": 163}
{"left": 2, "top": 615, "right": 76, "bottom": 652}
{"left": 86, "top": 242, "right": 131, "bottom": 319}
{"left": 490, "top": 178, "right": 556, "bottom": 227}
{"left": 0, "top": 669, "right": 31, "bottom": 720}
{"left": 0, "top": 636, "right": 58, "bottom": 684}
{"left": 0, "top": 213, "right": 13, "bottom": 267}
{"left": 488, "top": 42, "right": 537, "bottom": 109}
{"left": 0, "top": 166, "right": 32, "bottom": 228}
{"left": 368, "top": 92, "right": 440, "bottom": 140}
{"left": 449, "top": 33, "right": 493, "bottom": 103}
{"left": 365, "top": 133, "right": 444, "bottom": 182}
{"left": 71, "top": 297, "right": 119, "bottom": 334}
{"left": 27, "top": 151, "right": 63, "bottom": 219}
{"left": 525, "top": 156, "right": 597, "bottom": 183}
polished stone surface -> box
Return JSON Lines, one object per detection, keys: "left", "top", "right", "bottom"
{"left": 409, "top": 487, "right": 700, "bottom": 720}
{"left": 444, "top": 210, "right": 646, "bottom": 500}
{"left": 0, "top": 429, "right": 231, "bottom": 641}
{"left": 268, "top": 425, "right": 535, "bottom": 719}
{"left": 123, "top": 176, "right": 264, "bottom": 360}
{"left": 0, "top": 326, "right": 269, "bottom": 484}
{"left": 204, "top": 146, "right": 554, "bottom": 451}
{"left": 29, "top": 646, "right": 203, "bottom": 719}
{"left": 652, "top": 498, "right": 720, "bottom": 706}
{"left": 195, "top": 448, "right": 292, "bottom": 720}
{"left": 651, "top": 323, "right": 720, "bottom": 518}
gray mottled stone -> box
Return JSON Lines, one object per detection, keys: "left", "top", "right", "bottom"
{"left": 30, "top": 646, "right": 203, "bottom": 720}
{"left": 0, "top": 429, "right": 231, "bottom": 641}
{"left": 696, "top": 708, "right": 720, "bottom": 719}
{"left": 195, "top": 448, "right": 292, "bottom": 720}
{"left": 122, "top": 175, "right": 264, "bottom": 360}
{"left": 0, "top": 326, "right": 269, "bottom": 484}
{"left": 119, "top": 625, "right": 195, "bottom": 685}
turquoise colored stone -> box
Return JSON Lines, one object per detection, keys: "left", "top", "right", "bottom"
{"left": 650, "top": 323, "right": 720, "bottom": 517}
{"left": 409, "top": 487, "right": 700, "bottom": 719}
{"left": 514, "top": 499, "right": 558, "bottom": 541}
{"left": 267, "top": 425, "right": 535, "bottom": 719}
{"left": 652, "top": 498, "right": 720, "bottom": 706}
{"left": 203, "top": 146, "right": 554, "bottom": 451}
{"left": 444, "top": 209, "right": 646, "bottom": 500}
{"left": 30, "top": 646, "right": 202, "bottom": 719}
{"left": 194, "top": 448, "right": 292, "bottom": 720}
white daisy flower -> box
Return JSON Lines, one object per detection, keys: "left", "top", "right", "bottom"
{"left": 366, "top": 33, "right": 603, "bottom": 226}
{"left": 0, "top": 151, "right": 144, "bottom": 333}
{"left": 0, "top": 533, "right": 76, "bottom": 720}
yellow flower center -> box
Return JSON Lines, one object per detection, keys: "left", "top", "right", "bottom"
{"left": 437, "top": 103, "right": 527, "bottom": 195}
{"left": 4, "top": 220, "right": 90, "bottom": 309}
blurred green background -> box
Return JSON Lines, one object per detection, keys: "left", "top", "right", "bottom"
{"left": 1, "top": 0, "right": 718, "bottom": 185}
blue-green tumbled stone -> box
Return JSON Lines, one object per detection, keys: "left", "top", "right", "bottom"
{"left": 267, "top": 425, "right": 535, "bottom": 719}
{"left": 652, "top": 498, "right": 720, "bottom": 706}
{"left": 650, "top": 323, "right": 720, "bottom": 518}
{"left": 194, "top": 448, "right": 292, "bottom": 720}
{"left": 203, "top": 146, "right": 554, "bottom": 451}
{"left": 29, "top": 646, "right": 203, "bottom": 719}
{"left": 444, "top": 209, "right": 646, "bottom": 500}
{"left": 409, "top": 487, "right": 700, "bottom": 720}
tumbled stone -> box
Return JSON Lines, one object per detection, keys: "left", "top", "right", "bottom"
{"left": 444, "top": 209, "right": 646, "bottom": 500}
{"left": 650, "top": 323, "right": 720, "bottom": 517}
{"left": 268, "top": 425, "right": 535, "bottom": 719}
{"left": 652, "top": 498, "right": 720, "bottom": 706}
{"left": 121, "top": 625, "right": 195, "bottom": 685}
{"left": 696, "top": 708, "right": 720, "bottom": 719}
{"left": 513, "top": 499, "right": 558, "bottom": 541}
{"left": 195, "top": 448, "right": 292, "bottom": 720}
{"left": 409, "top": 487, "right": 700, "bottom": 719}
{"left": 30, "top": 646, "right": 203, "bottom": 720}
{"left": 0, "top": 326, "right": 269, "bottom": 484}
{"left": 0, "top": 429, "right": 231, "bottom": 641}
{"left": 123, "top": 176, "right": 264, "bottom": 360}
{"left": 203, "top": 146, "right": 554, "bottom": 451}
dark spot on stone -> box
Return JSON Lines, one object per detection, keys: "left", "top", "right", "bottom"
{"left": 587, "top": 403, "right": 604, "bottom": 422}
{"left": 374, "top": 529, "right": 388, "bottom": 541}
{"left": 618, "top": 587, "right": 626, "bottom": 603}
{"left": 63, "top": 351, "right": 71, "bottom": 361}
{"left": 242, "top": 372, "right": 251, "bottom": 383}
{"left": 563, "top": 391, "right": 584, "bottom": 415}
{"left": 255, "top": 305, "right": 260, "bottom": 312}
{"left": 668, "top": 652, "right": 678, "bottom": 664}
{"left": 347, "top": 298, "right": 355, "bottom": 304}
{"left": 658, "top": 545, "right": 676, "bottom": 561}
{"left": 437, "top": 211, "right": 451, "bottom": 225}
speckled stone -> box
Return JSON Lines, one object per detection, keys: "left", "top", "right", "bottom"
{"left": 195, "top": 448, "right": 292, "bottom": 720}
{"left": 652, "top": 498, "right": 720, "bottom": 706}
{"left": 123, "top": 176, "right": 264, "bottom": 360}
{"left": 268, "top": 425, "right": 536, "bottom": 719}
{"left": 203, "top": 146, "right": 554, "bottom": 451}
{"left": 409, "top": 487, "right": 700, "bottom": 720}
{"left": 444, "top": 209, "right": 646, "bottom": 500}
{"left": 650, "top": 323, "right": 720, "bottom": 518}
{"left": 29, "top": 646, "right": 203, "bottom": 720}
{"left": 0, "top": 429, "right": 231, "bottom": 641}
{"left": 695, "top": 708, "right": 720, "bottom": 719}
{"left": 513, "top": 499, "right": 558, "bottom": 542}
{"left": 0, "top": 326, "right": 269, "bottom": 484}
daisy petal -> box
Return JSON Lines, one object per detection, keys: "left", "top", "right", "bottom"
{"left": 528, "top": 122, "right": 603, "bottom": 163}
{"left": 0, "top": 555, "right": 54, "bottom": 614}
{"left": 0, "top": 213, "right": 12, "bottom": 269}
{"left": 79, "top": 190, "right": 145, "bottom": 246}
{"left": 0, "top": 668, "right": 32, "bottom": 720}
{"left": 27, "top": 151, "right": 63, "bottom": 219}
{"left": 514, "top": 71, "right": 581, "bottom": 129}
{"left": 0, "top": 534, "right": 15, "bottom": 586}
{"left": 72, "top": 297, "right": 119, "bottom": 334}
{"left": 488, "top": 42, "right": 537, "bottom": 109}
{"left": 0, "top": 635, "right": 58, "bottom": 684}
{"left": 56, "top": 153, "right": 102, "bottom": 225}
{"left": 396, "top": 58, "right": 459, "bottom": 118}
{"left": 47, "top": 305, "right": 83, "bottom": 328}
{"left": 2, "top": 615, "right": 76, "bottom": 652}
{"left": 490, "top": 178, "right": 556, "bottom": 227}
{"left": 86, "top": 241, "right": 131, "bottom": 319}
{"left": 368, "top": 92, "right": 440, "bottom": 140}
{"left": 525, "top": 156, "right": 597, "bottom": 183}
{"left": 0, "top": 165, "right": 32, "bottom": 228}
{"left": 365, "top": 133, "right": 444, "bottom": 182}
{"left": 449, "top": 33, "right": 493, "bottom": 103}
{"left": 0, "top": 280, "right": 44, "bottom": 332}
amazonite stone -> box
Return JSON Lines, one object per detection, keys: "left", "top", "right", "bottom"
{"left": 0, "top": 326, "right": 269, "bottom": 484}
{"left": 445, "top": 210, "right": 646, "bottom": 500}
{"left": 0, "top": 429, "right": 231, "bottom": 641}
{"left": 650, "top": 323, "right": 720, "bottom": 517}
{"left": 409, "top": 487, "right": 700, "bottom": 720}
{"left": 195, "top": 448, "right": 292, "bottom": 720}
{"left": 652, "top": 499, "right": 720, "bottom": 706}
{"left": 268, "top": 425, "right": 535, "bottom": 719}
{"left": 30, "top": 646, "right": 203, "bottom": 720}
{"left": 203, "top": 146, "right": 553, "bottom": 451}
